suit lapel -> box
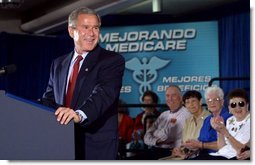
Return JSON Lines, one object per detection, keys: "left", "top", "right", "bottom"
{"left": 59, "top": 52, "right": 73, "bottom": 105}
{"left": 71, "top": 46, "right": 101, "bottom": 108}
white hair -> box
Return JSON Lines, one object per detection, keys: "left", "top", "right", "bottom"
{"left": 204, "top": 85, "right": 224, "bottom": 100}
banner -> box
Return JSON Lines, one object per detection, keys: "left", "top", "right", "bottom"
{"left": 100, "top": 21, "right": 219, "bottom": 117}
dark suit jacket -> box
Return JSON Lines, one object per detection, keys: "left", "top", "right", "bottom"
{"left": 42, "top": 45, "right": 125, "bottom": 160}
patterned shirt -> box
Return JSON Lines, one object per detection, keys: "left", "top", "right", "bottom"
{"left": 210, "top": 113, "right": 250, "bottom": 159}
{"left": 144, "top": 106, "right": 191, "bottom": 149}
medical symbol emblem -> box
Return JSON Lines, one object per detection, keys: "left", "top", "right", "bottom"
{"left": 126, "top": 56, "right": 170, "bottom": 102}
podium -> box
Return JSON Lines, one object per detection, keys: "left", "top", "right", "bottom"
{"left": 0, "top": 90, "right": 75, "bottom": 160}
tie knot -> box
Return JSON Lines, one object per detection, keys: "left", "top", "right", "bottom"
{"left": 76, "top": 55, "right": 83, "bottom": 62}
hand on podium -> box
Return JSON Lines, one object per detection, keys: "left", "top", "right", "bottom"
{"left": 55, "top": 107, "right": 81, "bottom": 125}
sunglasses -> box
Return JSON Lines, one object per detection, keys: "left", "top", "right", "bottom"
{"left": 229, "top": 101, "right": 246, "bottom": 108}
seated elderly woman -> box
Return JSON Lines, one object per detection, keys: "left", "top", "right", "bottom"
{"left": 207, "top": 88, "right": 250, "bottom": 160}
{"left": 182, "top": 86, "right": 232, "bottom": 160}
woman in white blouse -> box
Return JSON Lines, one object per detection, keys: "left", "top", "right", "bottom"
{"left": 209, "top": 88, "right": 250, "bottom": 160}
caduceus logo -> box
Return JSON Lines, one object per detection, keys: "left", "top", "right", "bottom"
{"left": 126, "top": 56, "right": 171, "bottom": 102}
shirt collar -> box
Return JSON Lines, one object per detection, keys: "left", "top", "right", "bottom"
{"left": 170, "top": 105, "right": 183, "bottom": 113}
{"left": 72, "top": 50, "right": 88, "bottom": 62}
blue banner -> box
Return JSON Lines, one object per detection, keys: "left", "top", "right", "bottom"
{"left": 100, "top": 21, "right": 219, "bottom": 117}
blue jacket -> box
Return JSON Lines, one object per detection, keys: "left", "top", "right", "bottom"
{"left": 198, "top": 108, "right": 232, "bottom": 153}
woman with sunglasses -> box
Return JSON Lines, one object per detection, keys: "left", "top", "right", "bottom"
{"left": 209, "top": 88, "right": 250, "bottom": 160}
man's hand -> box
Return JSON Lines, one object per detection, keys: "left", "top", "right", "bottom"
{"left": 55, "top": 107, "right": 81, "bottom": 125}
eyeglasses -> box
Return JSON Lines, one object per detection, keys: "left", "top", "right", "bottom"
{"left": 206, "top": 98, "right": 221, "bottom": 104}
{"left": 229, "top": 101, "right": 246, "bottom": 108}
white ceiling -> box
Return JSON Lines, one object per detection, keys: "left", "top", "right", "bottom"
{"left": 0, "top": 0, "right": 248, "bottom": 34}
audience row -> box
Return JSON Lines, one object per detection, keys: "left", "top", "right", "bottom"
{"left": 117, "top": 85, "right": 250, "bottom": 160}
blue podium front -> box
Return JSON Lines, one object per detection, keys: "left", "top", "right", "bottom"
{"left": 0, "top": 90, "right": 75, "bottom": 160}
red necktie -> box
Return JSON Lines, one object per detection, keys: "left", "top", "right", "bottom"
{"left": 65, "top": 55, "right": 83, "bottom": 107}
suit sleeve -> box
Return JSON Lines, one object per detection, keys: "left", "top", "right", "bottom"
{"left": 41, "top": 60, "right": 60, "bottom": 109}
{"left": 79, "top": 53, "right": 125, "bottom": 127}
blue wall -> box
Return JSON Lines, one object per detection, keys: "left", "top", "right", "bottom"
{"left": 0, "top": 2, "right": 250, "bottom": 106}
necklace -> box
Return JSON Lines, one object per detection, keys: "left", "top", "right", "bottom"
{"left": 229, "top": 113, "right": 250, "bottom": 133}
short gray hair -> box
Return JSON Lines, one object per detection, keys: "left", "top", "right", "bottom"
{"left": 68, "top": 7, "right": 101, "bottom": 28}
{"left": 167, "top": 85, "right": 182, "bottom": 96}
{"left": 204, "top": 85, "right": 224, "bottom": 100}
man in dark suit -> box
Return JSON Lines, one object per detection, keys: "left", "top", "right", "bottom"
{"left": 42, "top": 7, "right": 125, "bottom": 160}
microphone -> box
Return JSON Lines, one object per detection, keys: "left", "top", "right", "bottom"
{"left": 0, "top": 64, "right": 17, "bottom": 76}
